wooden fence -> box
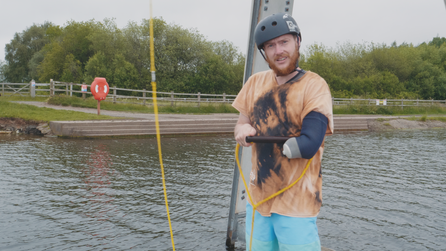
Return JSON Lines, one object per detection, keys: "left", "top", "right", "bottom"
{"left": 0, "top": 80, "right": 237, "bottom": 106}
{"left": 1, "top": 80, "right": 446, "bottom": 108}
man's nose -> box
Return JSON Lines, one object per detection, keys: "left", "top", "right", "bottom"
{"left": 275, "top": 44, "right": 284, "bottom": 55}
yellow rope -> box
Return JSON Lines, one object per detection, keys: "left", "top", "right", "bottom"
{"left": 235, "top": 143, "right": 313, "bottom": 251}
{"left": 150, "top": 1, "right": 175, "bottom": 250}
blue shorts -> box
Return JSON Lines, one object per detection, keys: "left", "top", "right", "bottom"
{"left": 245, "top": 203, "right": 321, "bottom": 251}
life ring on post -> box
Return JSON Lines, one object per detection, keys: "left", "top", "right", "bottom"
{"left": 91, "top": 77, "right": 109, "bottom": 100}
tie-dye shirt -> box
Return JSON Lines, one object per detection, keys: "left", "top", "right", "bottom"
{"left": 232, "top": 70, "right": 334, "bottom": 217}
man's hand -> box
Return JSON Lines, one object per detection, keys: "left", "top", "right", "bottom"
{"left": 234, "top": 114, "right": 256, "bottom": 147}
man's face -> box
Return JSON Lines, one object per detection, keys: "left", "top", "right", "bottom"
{"left": 263, "top": 34, "right": 299, "bottom": 76}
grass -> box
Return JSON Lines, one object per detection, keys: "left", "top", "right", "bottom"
{"left": 46, "top": 95, "right": 238, "bottom": 114}
{"left": 2, "top": 94, "right": 446, "bottom": 123}
{"left": 406, "top": 115, "right": 446, "bottom": 122}
{"left": 333, "top": 104, "right": 446, "bottom": 115}
{"left": 0, "top": 99, "right": 117, "bottom": 122}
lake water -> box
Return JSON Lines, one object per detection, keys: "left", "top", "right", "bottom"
{"left": 0, "top": 130, "right": 445, "bottom": 251}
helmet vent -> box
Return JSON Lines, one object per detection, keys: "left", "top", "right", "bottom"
{"left": 272, "top": 21, "right": 277, "bottom": 26}
{"left": 261, "top": 26, "right": 266, "bottom": 31}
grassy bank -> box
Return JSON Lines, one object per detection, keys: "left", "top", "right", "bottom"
{"left": 406, "top": 115, "right": 446, "bottom": 122}
{"left": 333, "top": 104, "right": 446, "bottom": 115}
{"left": 0, "top": 100, "right": 117, "bottom": 122}
{"left": 46, "top": 95, "right": 238, "bottom": 114}
{"left": 2, "top": 95, "right": 446, "bottom": 124}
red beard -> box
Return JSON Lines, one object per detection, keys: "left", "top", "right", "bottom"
{"left": 266, "top": 49, "right": 300, "bottom": 76}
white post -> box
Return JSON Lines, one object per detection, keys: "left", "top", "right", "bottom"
{"left": 50, "top": 79, "right": 54, "bottom": 96}
{"left": 30, "top": 79, "right": 36, "bottom": 98}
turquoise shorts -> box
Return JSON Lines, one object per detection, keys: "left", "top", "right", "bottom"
{"left": 245, "top": 203, "right": 321, "bottom": 251}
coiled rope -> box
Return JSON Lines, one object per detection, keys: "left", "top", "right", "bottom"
{"left": 235, "top": 143, "right": 313, "bottom": 251}
{"left": 149, "top": 1, "right": 175, "bottom": 250}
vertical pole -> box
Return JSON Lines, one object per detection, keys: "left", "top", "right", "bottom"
{"left": 198, "top": 92, "right": 201, "bottom": 107}
{"left": 70, "top": 83, "right": 73, "bottom": 97}
{"left": 97, "top": 100, "right": 100, "bottom": 115}
{"left": 227, "top": 1, "right": 296, "bottom": 249}
{"left": 65, "top": 83, "right": 68, "bottom": 96}
{"left": 401, "top": 98, "right": 404, "bottom": 110}
{"left": 30, "top": 79, "right": 36, "bottom": 98}
{"left": 50, "top": 79, "right": 54, "bottom": 97}
{"left": 113, "top": 86, "right": 117, "bottom": 104}
{"left": 143, "top": 89, "right": 146, "bottom": 106}
{"left": 223, "top": 93, "right": 226, "bottom": 103}
{"left": 171, "top": 91, "right": 174, "bottom": 107}
{"left": 82, "top": 82, "right": 86, "bottom": 99}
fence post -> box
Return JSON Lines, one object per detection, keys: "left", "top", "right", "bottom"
{"left": 50, "top": 79, "right": 54, "bottom": 97}
{"left": 82, "top": 82, "right": 86, "bottom": 99}
{"left": 65, "top": 82, "right": 68, "bottom": 96}
{"left": 30, "top": 79, "right": 36, "bottom": 98}
{"left": 70, "top": 83, "right": 73, "bottom": 97}
{"left": 143, "top": 89, "right": 146, "bottom": 106}
{"left": 223, "top": 93, "right": 226, "bottom": 103}
{"left": 171, "top": 91, "right": 174, "bottom": 107}
{"left": 198, "top": 92, "right": 201, "bottom": 107}
{"left": 401, "top": 98, "right": 404, "bottom": 110}
{"left": 113, "top": 86, "right": 116, "bottom": 104}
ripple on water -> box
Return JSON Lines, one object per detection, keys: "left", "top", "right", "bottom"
{"left": 0, "top": 131, "right": 445, "bottom": 250}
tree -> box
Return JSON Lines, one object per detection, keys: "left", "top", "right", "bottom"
{"left": 4, "top": 22, "right": 53, "bottom": 82}
{"left": 0, "top": 61, "right": 7, "bottom": 82}
{"left": 83, "top": 52, "right": 111, "bottom": 84}
{"left": 61, "top": 54, "right": 83, "bottom": 83}
{"left": 38, "top": 20, "right": 96, "bottom": 82}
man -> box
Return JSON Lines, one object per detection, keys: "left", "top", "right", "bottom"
{"left": 232, "top": 13, "right": 334, "bottom": 251}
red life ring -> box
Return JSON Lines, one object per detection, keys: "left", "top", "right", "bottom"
{"left": 91, "top": 77, "right": 109, "bottom": 100}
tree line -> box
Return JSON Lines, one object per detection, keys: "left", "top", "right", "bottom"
{"left": 1, "top": 18, "right": 446, "bottom": 100}
{"left": 0, "top": 18, "right": 245, "bottom": 95}
{"left": 300, "top": 37, "right": 446, "bottom": 100}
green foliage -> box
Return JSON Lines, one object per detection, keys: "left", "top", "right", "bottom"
{"left": 6, "top": 18, "right": 446, "bottom": 101}
{"left": 0, "top": 61, "right": 7, "bottom": 82}
{"left": 4, "top": 22, "right": 54, "bottom": 82}
{"left": 2, "top": 18, "right": 244, "bottom": 94}
{"left": 301, "top": 37, "right": 446, "bottom": 100}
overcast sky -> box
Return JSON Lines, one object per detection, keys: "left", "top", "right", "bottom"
{"left": 1, "top": 0, "right": 446, "bottom": 62}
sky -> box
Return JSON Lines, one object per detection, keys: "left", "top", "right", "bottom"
{"left": 1, "top": 0, "right": 446, "bottom": 62}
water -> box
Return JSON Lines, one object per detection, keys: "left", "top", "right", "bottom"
{"left": 0, "top": 130, "right": 445, "bottom": 251}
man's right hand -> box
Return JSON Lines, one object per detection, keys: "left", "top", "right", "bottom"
{"left": 234, "top": 114, "right": 256, "bottom": 147}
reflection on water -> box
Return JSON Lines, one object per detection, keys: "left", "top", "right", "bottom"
{"left": 0, "top": 130, "right": 445, "bottom": 251}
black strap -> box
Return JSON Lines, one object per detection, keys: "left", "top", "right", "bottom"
{"left": 285, "top": 69, "right": 306, "bottom": 84}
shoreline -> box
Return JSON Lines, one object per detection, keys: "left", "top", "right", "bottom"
{"left": 2, "top": 116, "right": 446, "bottom": 137}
